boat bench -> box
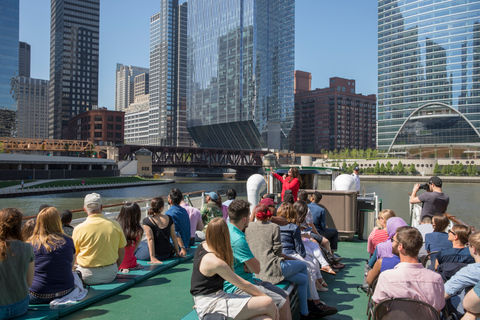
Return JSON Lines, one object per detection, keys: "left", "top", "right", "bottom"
{"left": 180, "top": 280, "right": 297, "bottom": 320}
{"left": 20, "top": 246, "right": 197, "bottom": 320}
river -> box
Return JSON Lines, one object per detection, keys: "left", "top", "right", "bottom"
{"left": 0, "top": 177, "right": 479, "bottom": 228}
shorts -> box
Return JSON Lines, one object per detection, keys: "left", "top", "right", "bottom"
{"left": 193, "top": 290, "right": 251, "bottom": 320}
{"left": 233, "top": 279, "right": 288, "bottom": 310}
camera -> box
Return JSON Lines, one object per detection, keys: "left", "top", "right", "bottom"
{"left": 419, "top": 183, "right": 430, "bottom": 191}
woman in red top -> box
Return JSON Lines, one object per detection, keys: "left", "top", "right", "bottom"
{"left": 270, "top": 167, "right": 301, "bottom": 201}
{"left": 117, "top": 202, "right": 144, "bottom": 272}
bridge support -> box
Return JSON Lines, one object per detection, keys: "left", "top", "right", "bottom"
{"left": 235, "top": 168, "right": 262, "bottom": 180}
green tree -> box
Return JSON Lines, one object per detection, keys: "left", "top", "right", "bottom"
{"left": 471, "top": 165, "right": 479, "bottom": 176}
{"left": 342, "top": 161, "right": 348, "bottom": 172}
{"left": 380, "top": 163, "right": 386, "bottom": 174}
{"left": 374, "top": 161, "right": 381, "bottom": 175}
{"left": 452, "top": 163, "right": 465, "bottom": 176}
{"left": 365, "top": 148, "right": 373, "bottom": 159}
{"left": 386, "top": 161, "right": 393, "bottom": 174}
{"left": 409, "top": 163, "right": 416, "bottom": 175}
{"left": 350, "top": 149, "right": 358, "bottom": 159}
{"left": 433, "top": 163, "right": 441, "bottom": 175}
{"left": 372, "top": 149, "right": 378, "bottom": 159}
{"left": 396, "top": 161, "right": 405, "bottom": 174}
{"left": 358, "top": 149, "right": 365, "bottom": 159}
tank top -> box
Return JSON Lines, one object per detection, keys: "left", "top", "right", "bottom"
{"left": 190, "top": 244, "right": 225, "bottom": 296}
{"left": 142, "top": 216, "right": 173, "bottom": 258}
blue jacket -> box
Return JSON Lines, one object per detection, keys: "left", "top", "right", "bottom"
{"left": 308, "top": 202, "right": 326, "bottom": 231}
{"left": 279, "top": 223, "right": 306, "bottom": 258}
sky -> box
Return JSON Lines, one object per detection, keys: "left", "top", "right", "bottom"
{"left": 19, "top": 0, "right": 378, "bottom": 109}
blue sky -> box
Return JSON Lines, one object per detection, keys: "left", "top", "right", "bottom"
{"left": 19, "top": 0, "right": 378, "bottom": 109}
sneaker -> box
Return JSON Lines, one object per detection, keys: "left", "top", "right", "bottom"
{"left": 307, "top": 300, "right": 330, "bottom": 318}
{"left": 316, "top": 286, "right": 329, "bottom": 292}
{"left": 333, "top": 254, "right": 343, "bottom": 262}
{"left": 316, "top": 302, "right": 338, "bottom": 316}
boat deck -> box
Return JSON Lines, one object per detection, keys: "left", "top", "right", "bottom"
{"left": 55, "top": 238, "right": 369, "bottom": 320}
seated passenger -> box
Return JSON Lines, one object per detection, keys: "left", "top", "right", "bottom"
{"left": 462, "top": 280, "right": 480, "bottom": 320}
{"left": 245, "top": 203, "right": 337, "bottom": 318}
{"left": 60, "top": 210, "right": 74, "bottom": 236}
{"left": 215, "top": 192, "right": 229, "bottom": 221}
{"left": 372, "top": 226, "right": 445, "bottom": 312}
{"left": 307, "top": 191, "right": 340, "bottom": 258}
{"left": 435, "top": 224, "right": 474, "bottom": 271}
{"left": 180, "top": 198, "right": 204, "bottom": 246}
{"left": 367, "top": 209, "right": 396, "bottom": 256}
{"left": 165, "top": 188, "right": 191, "bottom": 254}
{"left": 73, "top": 193, "right": 127, "bottom": 285}
{"left": 415, "top": 215, "right": 434, "bottom": 259}
{"left": 190, "top": 217, "right": 277, "bottom": 320}
{"left": 366, "top": 228, "right": 402, "bottom": 286}
{"left": 28, "top": 207, "right": 76, "bottom": 304}
{"left": 135, "top": 197, "right": 184, "bottom": 263}
{"left": 369, "top": 217, "right": 407, "bottom": 267}
{"left": 444, "top": 232, "right": 480, "bottom": 317}
{"left": 116, "top": 202, "right": 144, "bottom": 272}
{"left": 200, "top": 191, "right": 223, "bottom": 229}
{"left": 222, "top": 188, "right": 237, "bottom": 208}
{"left": 0, "top": 208, "right": 34, "bottom": 319}
{"left": 425, "top": 214, "right": 452, "bottom": 270}
{"left": 21, "top": 218, "right": 36, "bottom": 240}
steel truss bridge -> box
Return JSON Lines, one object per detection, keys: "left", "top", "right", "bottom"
{"left": 119, "top": 145, "right": 268, "bottom": 169}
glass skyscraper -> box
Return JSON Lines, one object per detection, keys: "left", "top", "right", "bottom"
{"left": 0, "top": 0, "right": 19, "bottom": 111}
{"left": 186, "top": 0, "right": 295, "bottom": 150}
{"left": 49, "top": 0, "right": 100, "bottom": 139}
{"left": 378, "top": 0, "right": 480, "bottom": 154}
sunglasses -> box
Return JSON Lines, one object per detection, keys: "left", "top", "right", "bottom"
{"left": 449, "top": 230, "right": 456, "bottom": 236}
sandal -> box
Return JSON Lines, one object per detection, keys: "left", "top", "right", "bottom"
{"left": 130, "top": 263, "right": 144, "bottom": 270}
{"left": 321, "top": 266, "right": 337, "bottom": 276}
{"left": 318, "top": 278, "right": 328, "bottom": 287}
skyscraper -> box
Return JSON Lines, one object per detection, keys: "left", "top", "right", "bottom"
{"left": 17, "top": 77, "right": 49, "bottom": 139}
{"left": 48, "top": 0, "right": 100, "bottom": 139}
{"left": 115, "top": 64, "right": 149, "bottom": 112}
{"left": 149, "top": 1, "right": 179, "bottom": 146}
{"left": 0, "top": 0, "right": 19, "bottom": 111}
{"left": 19, "top": 42, "right": 31, "bottom": 78}
{"left": 186, "top": 0, "right": 295, "bottom": 150}
{"left": 377, "top": 0, "right": 480, "bottom": 155}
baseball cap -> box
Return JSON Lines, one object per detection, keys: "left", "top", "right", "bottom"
{"left": 354, "top": 166, "right": 359, "bottom": 171}
{"left": 429, "top": 176, "right": 442, "bottom": 187}
{"left": 205, "top": 192, "right": 219, "bottom": 201}
{"left": 84, "top": 193, "right": 103, "bottom": 211}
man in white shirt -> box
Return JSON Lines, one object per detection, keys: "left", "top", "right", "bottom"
{"left": 351, "top": 167, "right": 360, "bottom": 192}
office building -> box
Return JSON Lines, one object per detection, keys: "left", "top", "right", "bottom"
{"left": 0, "top": 0, "right": 19, "bottom": 111}
{"left": 291, "top": 76, "right": 376, "bottom": 153}
{"left": 295, "top": 70, "right": 312, "bottom": 94}
{"left": 378, "top": 0, "right": 480, "bottom": 156}
{"left": 48, "top": 0, "right": 100, "bottom": 139}
{"left": 65, "top": 108, "right": 124, "bottom": 146}
{"left": 134, "top": 73, "right": 149, "bottom": 100}
{"left": 186, "top": 0, "right": 295, "bottom": 150}
{"left": 19, "top": 42, "right": 31, "bottom": 78}
{"left": 125, "top": 94, "right": 150, "bottom": 145}
{"left": 16, "top": 77, "right": 49, "bottom": 139}
{"left": 115, "top": 64, "right": 149, "bottom": 112}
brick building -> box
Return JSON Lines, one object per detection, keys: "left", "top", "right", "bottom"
{"left": 291, "top": 74, "right": 376, "bottom": 153}
{"left": 65, "top": 108, "right": 124, "bottom": 146}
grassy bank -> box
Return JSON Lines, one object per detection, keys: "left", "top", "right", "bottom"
{"left": 0, "top": 180, "right": 36, "bottom": 188}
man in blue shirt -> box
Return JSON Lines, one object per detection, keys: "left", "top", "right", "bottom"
{"left": 308, "top": 191, "right": 339, "bottom": 256}
{"left": 165, "top": 188, "right": 190, "bottom": 256}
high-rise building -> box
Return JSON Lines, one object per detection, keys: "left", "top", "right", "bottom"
{"left": 48, "top": 0, "right": 100, "bottom": 139}
{"left": 377, "top": 0, "right": 480, "bottom": 156}
{"left": 149, "top": 2, "right": 179, "bottom": 146}
{"left": 115, "top": 64, "right": 149, "bottom": 112}
{"left": 186, "top": 0, "right": 295, "bottom": 150}
{"left": 294, "top": 70, "right": 311, "bottom": 94}
{"left": 134, "top": 73, "right": 149, "bottom": 100}
{"left": 17, "top": 77, "right": 49, "bottom": 139}
{"left": 125, "top": 94, "right": 150, "bottom": 145}
{"left": 291, "top": 76, "right": 376, "bottom": 153}
{"left": 0, "top": 0, "right": 19, "bottom": 111}
{"left": 19, "top": 42, "right": 31, "bottom": 78}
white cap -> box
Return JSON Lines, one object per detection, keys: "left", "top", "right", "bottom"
{"left": 84, "top": 193, "right": 102, "bottom": 211}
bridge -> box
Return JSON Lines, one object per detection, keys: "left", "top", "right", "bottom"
{"left": 118, "top": 145, "right": 269, "bottom": 171}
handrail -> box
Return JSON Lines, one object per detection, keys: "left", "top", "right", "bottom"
{"left": 22, "top": 190, "right": 206, "bottom": 220}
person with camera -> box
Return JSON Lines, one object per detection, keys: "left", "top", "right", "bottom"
{"left": 409, "top": 176, "right": 450, "bottom": 220}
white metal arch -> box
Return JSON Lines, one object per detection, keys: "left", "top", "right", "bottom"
{"left": 387, "top": 102, "right": 480, "bottom": 155}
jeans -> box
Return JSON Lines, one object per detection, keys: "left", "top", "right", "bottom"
{"left": 134, "top": 241, "right": 170, "bottom": 261}
{"left": 0, "top": 296, "right": 29, "bottom": 319}
{"left": 319, "top": 228, "right": 338, "bottom": 250}
{"left": 280, "top": 260, "right": 310, "bottom": 316}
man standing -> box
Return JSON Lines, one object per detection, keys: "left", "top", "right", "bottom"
{"left": 165, "top": 188, "right": 190, "bottom": 255}
{"left": 351, "top": 167, "right": 360, "bottom": 192}
{"left": 372, "top": 226, "right": 445, "bottom": 312}
{"left": 410, "top": 176, "right": 449, "bottom": 219}
{"left": 73, "top": 193, "right": 126, "bottom": 285}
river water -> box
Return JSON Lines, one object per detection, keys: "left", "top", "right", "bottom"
{"left": 1, "top": 177, "right": 479, "bottom": 228}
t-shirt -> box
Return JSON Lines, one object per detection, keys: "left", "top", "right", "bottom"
{"left": 425, "top": 232, "right": 452, "bottom": 253}
{"left": 418, "top": 191, "right": 449, "bottom": 219}
{"left": 73, "top": 213, "right": 127, "bottom": 267}
{"left": 165, "top": 205, "right": 191, "bottom": 249}
{"left": 119, "top": 236, "right": 139, "bottom": 269}
{"left": 180, "top": 203, "right": 202, "bottom": 238}
{"left": 437, "top": 247, "right": 475, "bottom": 265}
{"left": 29, "top": 234, "right": 75, "bottom": 294}
{"left": 0, "top": 241, "right": 34, "bottom": 305}
{"left": 142, "top": 216, "right": 173, "bottom": 259}
{"left": 223, "top": 223, "right": 255, "bottom": 293}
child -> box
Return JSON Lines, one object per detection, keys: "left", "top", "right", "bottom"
{"left": 60, "top": 210, "right": 74, "bottom": 236}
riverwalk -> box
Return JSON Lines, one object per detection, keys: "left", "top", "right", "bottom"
{"left": 0, "top": 179, "right": 175, "bottom": 198}
{"left": 360, "top": 175, "right": 480, "bottom": 183}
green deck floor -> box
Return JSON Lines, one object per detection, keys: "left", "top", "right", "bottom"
{"left": 62, "top": 238, "right": 369, "bottom": 320}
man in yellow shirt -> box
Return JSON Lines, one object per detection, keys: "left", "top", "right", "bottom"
{"left": 73, "top": 193, "right": 126, "bottom": 285}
